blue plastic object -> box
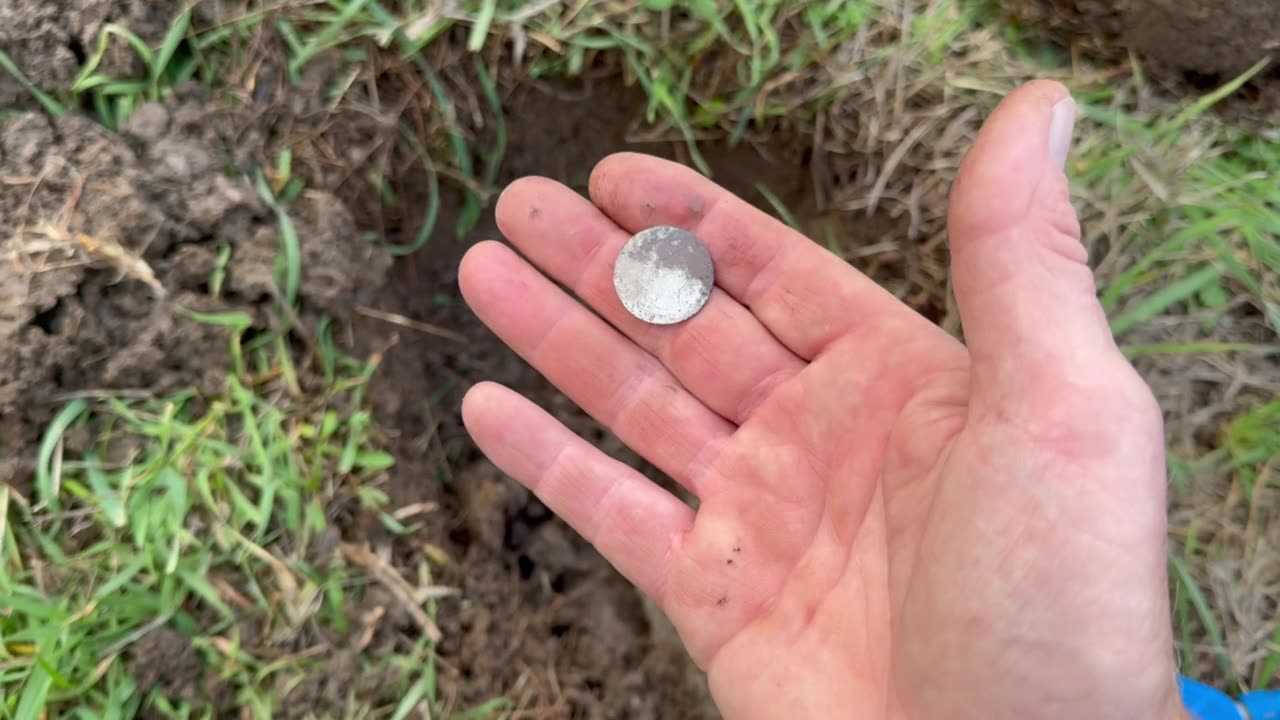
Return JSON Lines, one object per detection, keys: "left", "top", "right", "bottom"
{"left": 1181, "top": 676, "right": 1243, "bottom": 719}
{"left": 1241, "top": 686, "right": 1280, "bottom": 720}
{"left": 1181, "top": 675, "right": 1280, "bottom": 719}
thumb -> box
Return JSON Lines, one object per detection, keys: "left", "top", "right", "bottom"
{"left": 948, "top": 80, "right": 1121, "bottom": 402}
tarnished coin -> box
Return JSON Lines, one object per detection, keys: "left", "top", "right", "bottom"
{"left": 613, "top": 226, "right": 714, "bottom": 325}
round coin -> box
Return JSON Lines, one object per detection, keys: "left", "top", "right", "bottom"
{"left": 613, "top": 225, "right": 714, "bottom": 325}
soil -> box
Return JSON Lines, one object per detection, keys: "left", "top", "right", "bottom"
{"left": 0, "top": 1, "right": 176, "bottom": 109}
{"left": 128, "top": 627, "right": 207, "bottom": 706}
{"left": 1000, "top": 0, "right": 1280, "bottom": 117}
{"left": 1125, "top": 0, "right": 1280, "bottom": 79}
{"left": 0, "top": 86, "right": 389, "bottom": 471}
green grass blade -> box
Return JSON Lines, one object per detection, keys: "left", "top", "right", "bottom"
{"left": 175, "top": 306, "right": 254, "bottom": 331}
{"left": 77, "top": 79, "right": 149, "bottom": 96}
{"left": 276, "top": 17, "right": 305, "bottom": 58}
{"left": 150, "top": 9, "right": 193, "bottom": 93}
{"left": 91, "top": 555, "right": 147, "bottom": 601}
{"left": 1165, "top": 58, "right": 1270, "bottom": 136}
{"left": 175, "top": 568, "right": 235, "bottom": 621}
{"left": 389, "top": 670, "right": 435, "bottom": 720}
{"left": 467, "top": 0, "right": 498, "bottom": 52}
{"left": 1121, "top": 342, "right": 1266, "bottom": 359}
{"left": 755, "top": 182, "right": 801, "bottom": 231}
{"left": 253, "top": 170, "right": 301, "bottom": 306}
{"left": 1169, "top": 552, "right": 1235, "bottom": 683}
{"left": 289, "top": 0, "right": 372, "bottom": 78}
{"left": 453, "top": 698, "right": 511, "bottom": 720}
{"left": 1258, "top": 622, "right": 1280, "bottom": 686}
{"left": 1109, "top": 264, "right": 1222, "bottom": 336}
{"left": 73, "top": 24, "right": 153, "bottom": 94}
{"left": 15, "top": 663, "right": 54, "bottom": 720}
{"left": 410, "top": 54, "right": 480, "bottom": 237}
{"left": 1099, "top": 209, "right": 1244, "bottom": 310}
{"left": 388, "top": 124, "right": 440, "bottom": 256}
{"left": 36, "top": 399, "right": 89, "bottom": 512}
{"left": 85, "top": 460, "right": 127, "bottom": 528}
{"left": 0, "top": 49, "right": 67, "bottom": 116}
{"left": 474, "top": 55, "right": 506, "bottom": 188}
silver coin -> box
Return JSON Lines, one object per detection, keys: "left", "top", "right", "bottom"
{"left": 613, "top": 226, "right": 714, "bottom": 325}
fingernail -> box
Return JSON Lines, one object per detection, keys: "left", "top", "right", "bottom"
{"left": 1048, "top": 97, "right": 1076, "bottom": 170}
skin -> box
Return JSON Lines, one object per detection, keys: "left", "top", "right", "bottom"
{"left": 459, "top": 81, "right": 1190, "bottom": 719}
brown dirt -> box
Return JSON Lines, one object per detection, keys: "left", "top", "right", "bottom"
{"left": 1000, "top": 0, "right": 1280, "bottom": 117}
{"left": 127, "top": 627, "right": 207, "bottom": 707}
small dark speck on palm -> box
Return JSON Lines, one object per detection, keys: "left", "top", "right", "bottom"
{"left": 716, "top": 596, "right": 728, "bottom": 606}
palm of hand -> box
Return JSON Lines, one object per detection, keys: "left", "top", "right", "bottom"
{"left": 690, "top": 337, "right": 1172, "bottom": 720}
{"left": 461, "top": 83, "right": 1182, "bottom": 719}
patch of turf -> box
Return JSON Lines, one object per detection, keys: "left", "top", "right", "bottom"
{"left": 0, "top": 328, "right": 415, "bottom": 716}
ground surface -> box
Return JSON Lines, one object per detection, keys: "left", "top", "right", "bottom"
{"left": 3, "top": 1, "right": 1278, "bottom": 718}
{"left": 1000, "top": 0, "right": 1280, "bottom": 118}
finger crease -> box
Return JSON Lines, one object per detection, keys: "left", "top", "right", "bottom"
{"left": 685, "top": 434, "right": 729, "bottom": 498}
{"left": 536, "top": 440, "right": 576, "bottom": 496}
{"left": 527, "top": 307, "right": 575, "bottom": 361}
{"left": 570, "top": 229, "right": 611, "bottom": 296}
{"left": 739, "top": 241, "right": 794, "bottom": 309}
{"left": 583, "top": 465, "right": 624, "bottom": 546}
{"left": 733, "top": 366, "right": 800, "bottom": 424}
{"left": 603, "top": 360, "right": 664, "bottom": 432}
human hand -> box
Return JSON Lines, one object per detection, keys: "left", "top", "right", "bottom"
{"left": 459, "top": 81, "right": 1187, "bottom": 719}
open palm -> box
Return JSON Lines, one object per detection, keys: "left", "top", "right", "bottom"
{"left": 460, "top": 83, "right": 1185, "bottom": 719}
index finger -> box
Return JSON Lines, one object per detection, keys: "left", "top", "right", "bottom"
{"left": 589, "top": 153, "right": 951, "bottom": 361}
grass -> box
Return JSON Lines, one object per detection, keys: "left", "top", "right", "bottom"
{"left": 1076, "top": 59, "right": 1278, "bottom": 337}
{"left": 2, "top": 0, "right": 1278, "bottom": 713}
{"left": 0, "top": 323, "right": 448, "bottom": 717}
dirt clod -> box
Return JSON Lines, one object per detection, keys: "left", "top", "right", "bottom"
{"left": 1002, "top": 0, "right": 1280, "bottom": 117}
{"left": 0, "top": 1, "right": 167, "bottom": 108}
{"left": 128, "top": 628, "right": 204, "bottom": 703}
{"left": 1, "top": 91, "right": 389, "bottom": 465}
{"left": 1124, "top": 0, "right": 1280, "bottom": 79}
